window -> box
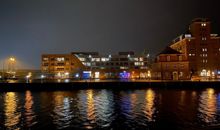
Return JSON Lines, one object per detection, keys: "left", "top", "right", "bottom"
{"left": 133, "top": 58, "right": 139, "bottom": 61}
{"left": 139, "top": 57, "right": 143, "bottom": 61}
{"left": 57, "top": 57, "right": 65, "bottom": 62}
{"left": 201, "top": 23, "right": 206, "bottom": 27}
{"left": 43, "top": 57, "right": 49, "bottom": 61}
{"left": 202, "top": 37, "right": 206, "bottom": 40}
{"left": 202, "top": 48, "right": 207, "bottom": 52}
{"left": 202, "top": 59, "right": 208, "bottom": 63}
{"left": 79, "top": 58, "right": 85, "bottom": 61}
{"left": 57, "top": 63, "right": 65, "bottom": 66}
{"left": 91, "top": 58, "right": 100, "bottom": 62}
{"left": 157, "top": 56, "right": 160, "bottom": 61}
{"left": 101, "top": 58, "right": 109, "bottom": 62}
{"left": 165, "top": 64, "right": 169, "bottom": 69}
{"left": 179, "top": 72, "right": 183, "bottom": 77}
{"left": 43, "top": 63, "right": 49, "bottom": 66}
{"left": 179, "top": 56, "right": 182, "bottom": 61}
{"left": 167, "top": 56, "right": 170, "bottom": 61}
{"left": 134, "top": 62, "right": 144, "bottom": 66}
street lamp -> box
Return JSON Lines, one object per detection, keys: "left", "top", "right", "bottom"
{"left": 8, "top": 56, "right": 16, "bottom": 78}
{"left": 9, "top": 57, "right": 15, "bottom": 62}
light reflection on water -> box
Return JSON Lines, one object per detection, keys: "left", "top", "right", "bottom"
{"left": 198, "top": 88, "right": 217, "bottom": 124}
{"left": 145, "top": 89, "right": 155, "bottom": 121}
{"left": 24, "top": 91, "right": 36, "bottom": 127}
{"left": 0, "top": 88, "right": 220, "bottom": 129}
{"left": 4, "top": 92, "right": 21, "bottom": 130}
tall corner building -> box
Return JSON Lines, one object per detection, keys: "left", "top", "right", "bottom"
{"left": 153, "top": 18, "right": 220, "bottom": 80}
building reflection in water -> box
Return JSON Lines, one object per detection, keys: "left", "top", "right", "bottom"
{"left": 198, "top": 88, "right": 217, "bottom": 123}
{"left": 52, "top": 92, "right": 72, "bottom": 129}
{"left": 4, "top": 92, "right": 21, "bottom": 130}
{"left": 145, "top": 89, "right": 155, "bottom": 121}
{"left": 24, "top": 91, "right": 36, "bottom": 127}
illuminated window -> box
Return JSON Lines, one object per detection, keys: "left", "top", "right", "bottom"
{"left": 91, "top": 58, "right": 100, "bottom": 62}
{"left": 127, "top": 54, "right": 131, "bottom": 58}
{"left": 134, "top": 62, "right": 144, "bottom": 66}
{"left": 43, "top": 57, "right": 49, "bottom": 61}
{"left": 79, "top": 58, "right": 85, "bottom": 61}
{"left": 134, "top": 58, "right": 139, "bottom": 61}
{"left": 179, "top": 72, "right": 183, "bottom": 77}
{"left": 202, "top": 48, "right": 207, "bottom": 52}
{"left": 201, "top": 23, "right": 206, "bottom": 27}
{"left": 202, "top": 37, "right": 206, "bottom": 40}
{"left": 202, "top": 60, "right": 208, "bottom": 63}
{"left": 101, "top": 58, "right": 109, "bottom": 62}
{"left": 56, "top": 57, "right": 65, "bottom": 62}
{"left": 139, "top": 57, "right": 143, "bottom": 61}
{"left": 189, "top": 54, "right": 192, "bottom": 56}
{"left": 85, "top": 62, "right": 91, "bottom": 66}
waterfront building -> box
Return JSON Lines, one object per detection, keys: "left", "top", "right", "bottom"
{"left": 41, "top": 52, "right": 151, "bottom": 79}
{"left": 152, "top": 18, "right": 220, "bottom": 80}
{"left": 41, "top": 54, "right": 84, "bottom": 78}
{"left": 152, "top": 47, "right": 189, "bottom": 80}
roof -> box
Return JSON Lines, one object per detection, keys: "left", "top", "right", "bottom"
{"left": 191, "top": 18, "right": 210, "bottom": 23}
{"left": 158, "top": 47, "right": 181, "bottom": 55}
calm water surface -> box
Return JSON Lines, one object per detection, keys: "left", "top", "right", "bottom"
{"left": 0, "top": 88, "right": 220, "bottom": 130}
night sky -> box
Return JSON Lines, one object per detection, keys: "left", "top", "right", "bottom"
{"left": 0, "top": 0, "right": 220, "bottom": 69}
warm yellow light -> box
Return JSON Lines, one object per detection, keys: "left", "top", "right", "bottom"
{"left": 9, "top": 57, "right": 15, "bottom": 62}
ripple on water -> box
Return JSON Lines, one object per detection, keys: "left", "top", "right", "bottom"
{"left": 1, "top": 88, "right": 220, "bottom": 129}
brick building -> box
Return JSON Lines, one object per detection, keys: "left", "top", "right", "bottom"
{"left": 153, "top": 18, "right": 220, "bottom": 80}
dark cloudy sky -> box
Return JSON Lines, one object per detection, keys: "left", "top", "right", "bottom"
{"left": 0, "top": 0, "right": 219, "bottom": 69}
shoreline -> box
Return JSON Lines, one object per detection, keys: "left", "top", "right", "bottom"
{"left": 1, "top": 80, "right": 220, "bottom": 91}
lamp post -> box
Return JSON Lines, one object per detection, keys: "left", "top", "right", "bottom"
{"left": 8, "top": 57, "right": 16, "bottom": 78}
{"left": 1, "top": 57, "right": 16, "bottom": 80}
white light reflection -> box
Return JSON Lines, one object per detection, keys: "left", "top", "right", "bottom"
{"left": 52, "top": 92, "right": 72, "bottom": 129}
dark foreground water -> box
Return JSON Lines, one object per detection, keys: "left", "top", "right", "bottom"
{"left": 1, "top": 88, "right": 220, "bottom": 130}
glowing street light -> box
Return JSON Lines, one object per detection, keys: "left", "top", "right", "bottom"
{"left": 9, "top": 57, "right": 15, "bottom": 62}
{"left": 40, "top": 74, "right": 46, "bottom": 83}
{"left": 26, "top": 72, "right": 32, "bottom": 83}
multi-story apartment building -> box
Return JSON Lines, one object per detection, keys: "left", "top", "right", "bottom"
{"left": 153, "top": 18, "right": 220, "bottom": 80}
{"left": 41, "top": 52, "right": 151, "bottom": 79}
{"left": 41, "top": 54, "right": 84, "bottom": 78}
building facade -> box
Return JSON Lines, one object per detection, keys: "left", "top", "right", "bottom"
{"left": 41, "top": 54, "right": 84, "bottom": 78}
{"left": 152, "top": 47, "right": 189, "bottom": 80}
{"left": 41, "top": 52, "right": 151, "bottom": 79}
{"left": 153, "top": 18, "right": 220, "bottom": 80}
